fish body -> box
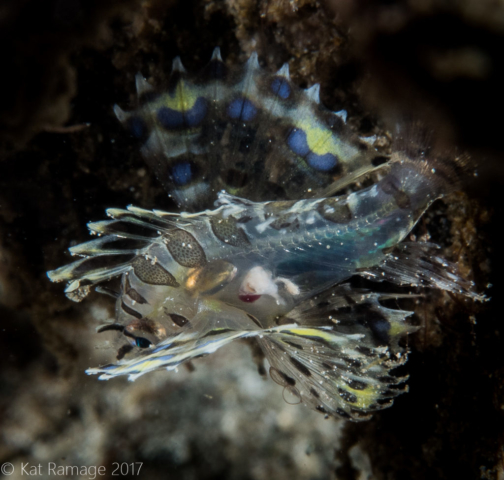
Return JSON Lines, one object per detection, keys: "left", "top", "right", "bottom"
{"left": 47, "top": 49, "right": 479, "bottom": 420}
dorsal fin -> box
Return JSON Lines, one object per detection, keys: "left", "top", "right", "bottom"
{"left": 114, "top": 50, "right": 380, "bottom": 211}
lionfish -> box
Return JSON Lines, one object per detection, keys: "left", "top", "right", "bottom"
{"left": 47, "top": 48, "right": 480, "bottom": 420}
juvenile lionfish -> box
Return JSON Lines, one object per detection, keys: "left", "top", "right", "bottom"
{"left": 47, "top": 49, "right": 480, "bottom": 421}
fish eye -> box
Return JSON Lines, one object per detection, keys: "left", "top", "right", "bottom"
{"left": 135, "top": 337, "right": 152, "bottom": 348}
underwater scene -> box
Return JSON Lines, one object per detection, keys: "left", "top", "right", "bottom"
{"left": 0, "top": 0, "right": 503, "bottom": 479}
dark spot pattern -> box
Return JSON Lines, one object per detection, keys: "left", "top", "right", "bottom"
{"left": 171, "top": 161, "right": 194, "bottom": 186}
{"left": 355, "top": 345, "right": 376, "bottom": 357}
{"left": 163, "top": 230, "right": 207, "bottom": 268}
{"left": 170, "top": 313, "right": 190, "bottom": 328}
{"left": 117, "top": 345, "right": 134, "bottom": 360}
{"left": 306, "top": 152, "right": 338, "bottom": 172}
{"left": 338, "top": 388, "right": 358, "bottom": 404}
{"left": 97, "top": 323, "right": 124, "bottom": 334}
{"left": 322, "top": 362, "right": 336, "bottom": 371}
{"left": 132, "top": 257, "right": 180, "bottom": 287}
{"left": 124, "top": 276, "right": 148, "bottom": 304}
{"left": 202, "top": 328, "right": 234, "bottom": 338}
{"left": 335, "top": 408, "right": 351, "bottom": 419}
{"left": 287, "top": 128, "right": 310, "bottom": 157}
{"left": 185, "top": 97, "right": 208, "bottom": 127}
{"left": 356, "top": 305, "right": 391, "bottom": 344}
{"left": 284, "top": 340, "right": 304, "bottom": 350}
{"left": 290, "top": 356, "right": 312, "bottom": 376}
{"left": 125, "top": 318, "right": 162, "bottom": 337}
{"left": 344, "top": 379, "right": 368, "bottom": 391}
{"left": 269, "top": 366, "right": 296, "bottom": 387}
{"left": 368, "top": 316, "right": 391, "bottom": 344}
{"left": 210, "top": 216, "right": 250, "bottom": 247}
{"left": 286, "top": 128, "right": 338, "bottom": 172}
{"left": 271, "top": 77, "right": 291, "bottom": 99}
{"left": 270, "top": 215, "right": 299, "bottom": 231}
{"left": 121, "top": 301, "right": 143, "bottom": 320}
{"left": 378, "top": 375, "right": 400, "bottom": 384}
{"left": 317, "top": 198, "right": 352, "bottom": 224}
{"left": 342, "top": 357, "right": 362, "bottom": 369}
{"left": 227, "top": 97, "right": 258, "bottom": 121}
{"left": 157, "top": 106, "right": 183, "bottom": 129}
{"left": 157, "top": 97, "right": 208, "bottom": 130}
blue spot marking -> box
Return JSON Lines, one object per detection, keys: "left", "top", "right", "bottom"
{"left": 271, "top": 77, "right": 291, "bottom": 99}
{"left": 227, "top": 97, "right": 258, "bottom": 121}
{"left": 367, "top": 318, "right": 390, "bottom": 344}
{"left": 157, "top": 98, "right": 207, "bottom": 130}
{"left": 185, "top": 97, "right": 207, "bottom": 127}
{"left": 306, "top": 152, "right": 338, "bottom": 172}
{"left": 128, "top": 116, "right": 147, "bottom": 139}
{"left": 157, "top": 107, "right": 184, "bottom": 129}
{"left": 287, "top": 128, "right": 310, "bottom": 157}
{"left": 171, "top": 162, "right": 193, "bottom": 186}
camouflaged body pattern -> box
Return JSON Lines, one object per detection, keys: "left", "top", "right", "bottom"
{"left": 47, "top": 49, "right": 478, "bottom": 421}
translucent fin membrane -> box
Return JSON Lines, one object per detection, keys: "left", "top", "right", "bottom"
{"left": 87, "top": 320, "right": 406, "bottom": 421}
{"left": 360, "top": 243, "right": 486, "bottom": 302}
{"left": 113, "top": 48, "right": 379, "bottom": 211}
{"left": 47, "top": 48, "right": 483, "bottom": 421}
{"left": 47, "top": 205, "right": 173, "bottom": 301}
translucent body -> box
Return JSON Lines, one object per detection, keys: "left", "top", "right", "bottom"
{"left": 47, "top": 50, "right": 480, "bottom": 420}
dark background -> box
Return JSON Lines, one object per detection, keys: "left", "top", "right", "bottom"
{"left": 0, "top": 0, "right": 502, "bottom": 478}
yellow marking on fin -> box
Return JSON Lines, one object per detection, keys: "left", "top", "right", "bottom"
{"left": 293, "top": 118, "right": 360, "bottom": 163}
{"left": 341, "top": 383, "right": 381, "bottom": 410}
{"left": 388, "top": 321, "right": 413, "bottom": 338}
{"left": 283, "top": 327, "right": 337, "bottom": 343}
{"left": 160, "top": 80, "right": 200, "bottom": 112}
